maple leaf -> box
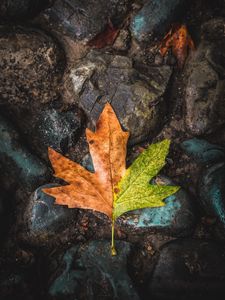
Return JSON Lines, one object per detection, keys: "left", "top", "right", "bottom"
{"left": 87, "top": 21, "right": 119, "bottom": 49}
{"left": 159, "top": 24, "right": 195, "bottom": 68}
{"left": 43, "top": 103, "right": 179, "bottom": 255}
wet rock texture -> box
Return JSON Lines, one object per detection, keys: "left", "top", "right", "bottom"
{"left": 21, "top": 183, "right": 77, "bottom": 246}
{"left": 130, "top": 0, "right": 187, "bottom": 43}
{"left": 1, "top": 0, "right": 225, "bottom": 299}
{"left": 0, "top": 26, "right": 65, "bottom": 107}
{"left": 184, "top": 19, "right": 225, "bottom": 135}
{"left": 47, "top": 241, "right": 139, "bottom": 300}
{"left": 64, "top": 50, "right": 172, "bottom": 144}
{"left": 36, "top": 0, "right": 129, "bottom": 42}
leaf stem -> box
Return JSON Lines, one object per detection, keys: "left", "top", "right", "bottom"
{"left": 111, "top": 218, "right": 117, "bottom": 256}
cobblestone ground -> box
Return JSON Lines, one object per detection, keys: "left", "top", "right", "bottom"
{"left": 0, "top": 1, "right": 225, "bottom": 299}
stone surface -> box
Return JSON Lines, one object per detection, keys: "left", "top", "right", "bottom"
{"left": 148, "top": 239, "right": 225, "bottom": 300}
{"left": 36, "top": 0, "right": 129, "bottom": 42}
{"left": 0, "top": 114, "right": 50, "bottom": 191}
{"left": 130, "top": 0, "right": 187, "bottom": 44}
{"left": 184, "top": 19, "right": 225, "bottom": 136}
{"left": 199, "top": 162, "right": 225, "bottom": 235}
{"left": 0, "top": 26, "right": 65, "bottom": 108}
{"left": 48, "top": 240, "right": 140, "bottom": 300}
{"left": 22, "top": 183, "right": 77, "bottom": 246}
{"left": 119, "top": 176, "right": 196, "bottom": 237}
{"left": 0, "top": 0, "right": 50, "bottom": 20}
{"left": 181, "top": 138, "right": 225, "bottom": 164}
{"left": 7, "top": 106, "right": 85, "bottom": 161}
{"left": 27, "top": 107, "right": 84, "bottom": 157}
{"left": 64, "top": 50, "right": 172, "bottom": 144}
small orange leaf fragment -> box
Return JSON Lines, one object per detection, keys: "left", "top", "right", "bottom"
{"left": 43, "top": 103, "right": 129, "bottom": 219}
{"left": 160, "top": 24, "right": 195, "bottom": 68}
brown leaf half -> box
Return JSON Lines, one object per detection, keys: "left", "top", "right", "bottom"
{"left": 43, "top": 103, "right": 129, "bottom": 218}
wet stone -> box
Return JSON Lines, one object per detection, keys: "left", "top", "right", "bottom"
{"left": 0, "top": 114, "right": 50, "bottom": 191}
{"left": 36, "top": 0, "right": 129, "bottom": 42}
{"left": 181, "top": 138, "right": 225, "bottom": 164}
{"left": 184, "top": 19, "right": 225, "bottom": 136}
{"left": 199, "top": 161, "right": 225, "bottom": 237}
{"left": 9, "top": 106, "right": 85, "bottom": 161}
{"left": 21, "top": 184, "right": 77, "bottom": 246}
{"left": 118, "top": 176, "right": 196, "bottom": 237}
{"left": 148, "top": 239, "right": 225, "bottom": 300}
{"left": 130, "top": 0, "right": 187, "bottom": 44}
{"left": 48, "top": 240, "right": 140, "bottom": 300}
{"left": 64, "top": 50, "right": 172, "bottom": 144}
{"left": 0, "top": 26, "right": 65, "bottom": 108}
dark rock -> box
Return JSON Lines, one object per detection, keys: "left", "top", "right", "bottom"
{"left": 148, "top": 239, "right": 225, "bottom": 300}
{"left": 118, "top": 176, "right": 196, "bottom": 237}
{"left": 0, "top": 26, "right": 65, "bottom": 108}
{"left": 113, "top": 29, "right": 131, "bottom": 51}
{"left": 0, "top": 114, "right": 50, "bottom": 191}
{"left": 8, "top": 106, "right": 85, "bottom": 161}
{"left": 199, "top": 162, "right": 225, "bottom": 236}
{"left": 181, "top": 138, "right": 225, "bottom": 164}
{"left": 35, "top": 0, "right": 129, "bottom": 42}
{"left": 184, "top": 19, "right": 225, "bottom": 135}
{"left": 130, "top": 0, "right": 187, "bottom": 44}
{"left": 64, "top": 50, "right": 172, "bottom": 144}
{"left": 21, "top": 183, "right": 77, "bottom": 246}
{"left": 0, "top": 0, "right": 51, "bottom": 20}
{"left": 48, "top": 240, "right": 140, "bottom": 300}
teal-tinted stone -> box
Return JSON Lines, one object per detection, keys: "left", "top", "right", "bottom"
{"left": 181, "top": 138, "right": 225, "bottom": 164}
{"left": 23, "top": 183, "right": 77, "bottom": 246}
{"left": 119, "top": 176, "right": 196, "bottom": 237}
{"left": 130, "top": 0, "right": 186, "bottom": 43}
{"left": 0, "top": 115, "right": 50, "bottom": 190}
{"left": 199, "top": 162, "right": 225, "bottom": 230}
{"left": 49, "top": 240, "right": 140, "bottom": 300}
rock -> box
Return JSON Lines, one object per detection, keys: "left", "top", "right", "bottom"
{"left": 0, "top": 114, "right": 50, "bottom": 191}
{"left": 181, "top": 138, "right": 225, "bottom": 164}
{"left": 7, "top": 106, "right": 85, "bottom": 161}
{"left": 113, "top": 29, "right": 131, "bottom": 51}
{"left": 184, "top": 19, "right": 225, "bottom": 135}
{"left": 119, "top": 176, "right": 196, "bottom": 237}
{"left": 34, "top": 108, "right": 83, "bottom": 154}
{"left": 48, "top": 240, "right": 140, "bottom": 300}
{"left": 35, "top": 0, "right": 129, "bottom": 42}
{"left": 199, "top": 162, "right": 225, "bottom": 235}
{"left": 130, "top": 0, "right": 187, "bottom": 44}
{"left": 0, "top": 0, "right": 50, "bottom": 20}
{"left": 64, "top": 50, "right": 172, "bottom": 144}
{"left": 148, "top": 239, "right": 225, "bottom": 300}
{"left": 0, "top": 26, "right": 65, "bottom": 108}
{"left": 21, "top": 183, "right": 77, "bottom": 246}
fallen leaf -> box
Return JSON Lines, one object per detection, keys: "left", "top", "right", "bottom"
{"left": 43, "top": 103, "right": 179, "bottom": 255}
{"left": 160, "top": 24, "right": 195, "bottom": 68}
{"left": 88, "top": 21, "right": 119, "bottom": 49}
{"left": 43, "top": 103, "right": 128, "bottom": 219}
